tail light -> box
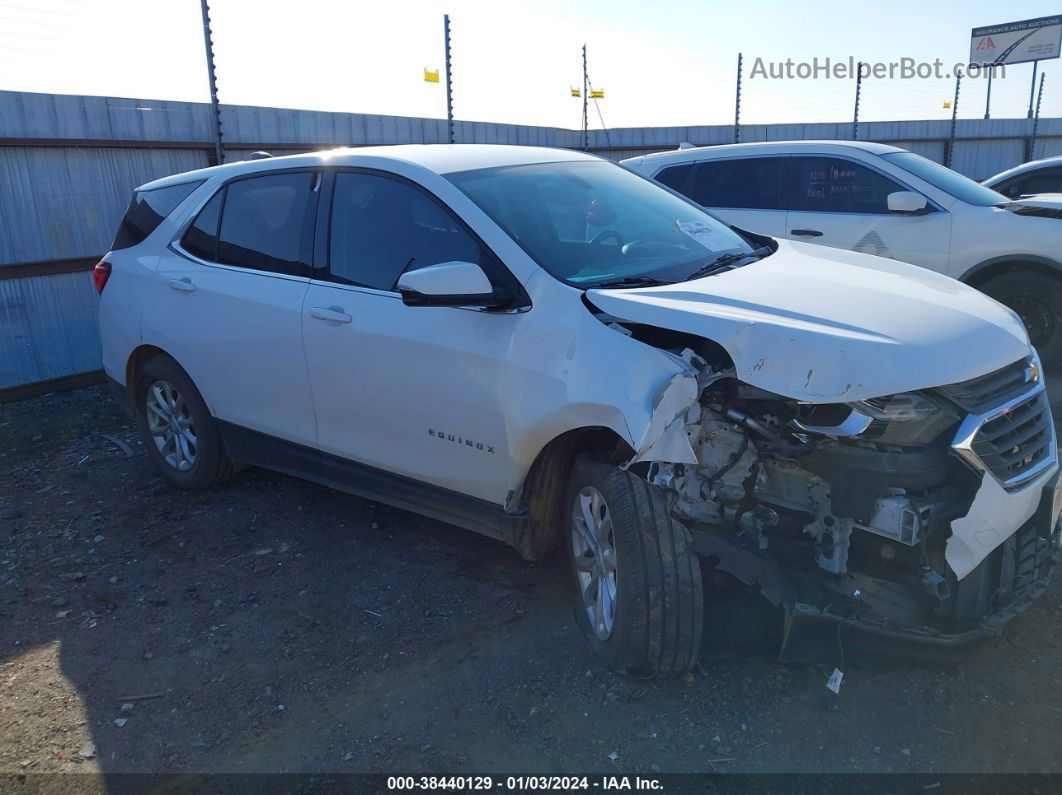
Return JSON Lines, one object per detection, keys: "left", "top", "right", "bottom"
{"left": 93, "top": 260, "right": 112, "bottom": 295}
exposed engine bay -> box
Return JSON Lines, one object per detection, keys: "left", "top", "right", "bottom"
{"left": 602, "top": 315, "right": 1060, "bottom": 654}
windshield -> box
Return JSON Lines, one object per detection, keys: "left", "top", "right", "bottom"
{"left": 447, "top": 160, "right": 755, "bottom": 287}
{"left": 882, "top": 151, "right": 1008, "bottom": 207}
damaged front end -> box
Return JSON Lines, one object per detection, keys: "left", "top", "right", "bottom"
{"left": 631, "top": 347, "right": 1062, "bottom": 661}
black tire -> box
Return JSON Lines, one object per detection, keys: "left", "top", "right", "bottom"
{"left": 564, "top": 454, "right": 703, "bottom": 677}
{"left": 133, "top": 355, "right": 233, "bottom": 490}
{"left": 980, "top": 271, "right": 1062, "bottom": 367}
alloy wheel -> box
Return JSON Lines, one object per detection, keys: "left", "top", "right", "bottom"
{"left": 571, "top": 485, "right": 618, "bottom": 641}
{"left": 145, "top": 380, "right": 198, "bottom": 472}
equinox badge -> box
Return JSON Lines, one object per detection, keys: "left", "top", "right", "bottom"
{"left": 429, "top": 429, "right": 495, "bottom": 454}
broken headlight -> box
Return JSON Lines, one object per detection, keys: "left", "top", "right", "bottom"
{"left": 848, "top": 392, "right": 959, "bottom": 446}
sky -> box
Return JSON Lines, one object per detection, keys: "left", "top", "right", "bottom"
{"left": 0, "top": 0, "right": 1060, "bottom": 130}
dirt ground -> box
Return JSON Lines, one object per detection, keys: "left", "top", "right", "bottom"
{"left": 2, "top": 384, "right": 1061, "bottom": 782}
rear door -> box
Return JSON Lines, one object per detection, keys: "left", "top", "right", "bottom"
{"left": 655, "top": 156, "right": 788, "bottom": 237}
{"left": 783, "top": 155, "right": 951, "bottom": 270}
{"left": 147, "top": 169, "right": 319, "bottom": 446}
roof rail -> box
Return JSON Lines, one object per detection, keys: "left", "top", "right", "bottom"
{"left": 248, "top": 151, "right": 273, "bottom": 160}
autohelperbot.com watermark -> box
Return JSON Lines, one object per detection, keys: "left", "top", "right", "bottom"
{"left": 749, "top": 56, "right": 1002, "bottom": 80}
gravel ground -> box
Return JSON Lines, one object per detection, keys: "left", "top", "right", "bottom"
{"left": 1, "top": 384, "right": 1061, "bottom": 781}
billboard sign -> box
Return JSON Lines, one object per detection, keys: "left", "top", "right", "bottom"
{"left": 970, "top": 16, "right": 1062, "bottom": 66}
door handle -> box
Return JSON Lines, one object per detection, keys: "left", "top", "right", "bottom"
{"left": 309, "top": 306, "right": 352, "bottom": 324}
{"left": 790, "top": 229, "right": 823, "bottom": 237}
{"left": 169, "top": 278, "right": 196, "bottom": 292}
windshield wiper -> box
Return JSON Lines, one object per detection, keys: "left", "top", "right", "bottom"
{"left": 685, "top": 245, "right": 772, "bottom": 281}
{"left": 589, "top": 275, "right": 671, "bottom": 289}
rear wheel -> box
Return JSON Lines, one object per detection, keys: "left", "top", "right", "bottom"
{"left": 981, "top": 271, "right": 1062, "bottom": 366}
{"left": 133, "top": 356, "right": 233, "bottom": 490}
{"left": 565, "top": 454, "right": 703, "bottom": 677}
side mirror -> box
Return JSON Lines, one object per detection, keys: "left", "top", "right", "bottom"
{"left": 397, "top": 261, "right": 512, "bottom": 309}
{"left": 887, "top": 190, "right": 929, "bottom": 214}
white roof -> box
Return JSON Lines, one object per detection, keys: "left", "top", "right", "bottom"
{"left": 984, "top": 155, "right": 1062, "bottom": 186}
{"left": 622, "top": 139, "right": 906, "bottom": 168}
{"left": 140, "top": 144, "right": 600, "bottom": 191}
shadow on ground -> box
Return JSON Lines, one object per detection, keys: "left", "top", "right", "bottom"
{"left": 1, "top": 386, "right": 1061, "bottom": 781}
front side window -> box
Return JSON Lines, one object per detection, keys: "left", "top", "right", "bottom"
{"left": 327, "top": 172, "right": 481, "bottom": 291}
{"left": 448, "top": 160, "right": 754, "bottom": 287}
{"left": 996, "top": 168, "right": 1062, "bottom": 198}
{"left": 690, "top": 158, "right": 783, "bottom": 209}
{"left": 216, "top": 172, "right": 315, "bottom": 274}
{"left": 788, "top": 157, "right": 904, "bottom": 214}
{"left": 112, "top": 181, "right": 203, "bottom": 250}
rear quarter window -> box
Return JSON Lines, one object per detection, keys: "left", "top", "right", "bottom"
{"left": 111, "top": 181, "right": 203, "bottom": 250}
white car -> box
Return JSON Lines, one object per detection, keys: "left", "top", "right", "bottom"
{"left": 96, "top": 145, "right": 1060, "bottom": 674}
{"left": 983, "top": 155, "right": 1062, "bottom": 198}
{"left": 623, "top": 141, "right": 1062, "bottom": 362}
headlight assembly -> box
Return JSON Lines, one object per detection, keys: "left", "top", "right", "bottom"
{"left": 848, "top": 392, "right": 959, "bottom": 446}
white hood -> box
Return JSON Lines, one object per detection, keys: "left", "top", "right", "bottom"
{"left": 1003, "top": 194, "right": 1062, "bottom": 215}
{"left": 587, "top": 240, "right": 1031, "bottom": 402}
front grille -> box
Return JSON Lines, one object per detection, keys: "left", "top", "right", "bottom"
{"left": 946, "top": 356, "right": 1057, "bottom": 490}
{"left": 969, "top": 391, "right": 1054, "bottom": 484}
{"left": 937, "top": 357, "right": 1032, "bottom": 414}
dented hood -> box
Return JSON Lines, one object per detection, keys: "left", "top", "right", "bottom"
{"left": 587, "top": 240, "right": 1031, "bottom": 402}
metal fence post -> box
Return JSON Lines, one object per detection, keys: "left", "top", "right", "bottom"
{"left": 1028, "top": 61, "right": 1039, "bottom": 118}
{"left": 852, "top": 61, "right": 863, "bottom": 140}
{"left": 734, "top": 52, "right": 742, "bottom": 144}
{"left": 946, "top": 69, "right": 961, "bottom": 169}
{"left": 444, "top": 14, "right": 454, "bottom": 144}
{"left": 199, "top": 0, "right": 224, "bottom": 165}
{"left": 1030, "top": 73, "right": 1046, "bottom": 160}
{"left": 582, "top": 45, "right": 589, "bottom": 151}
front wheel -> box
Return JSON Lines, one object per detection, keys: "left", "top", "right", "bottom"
{"left": 565, "top": 454, "right": 703, "bottom": 677}
{"left": 981, "top": 271, "right": 1062, "bottom": 366}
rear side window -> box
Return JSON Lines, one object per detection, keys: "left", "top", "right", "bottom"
{"left": 788, "top": 156, "right": 903, "bottom": 214}
{"left": 327, "top": 171, "right": 481, "bottom": 291}
{"left": 111, "top": 181, "right": 203, "bottom": 250}
{"left": 688, "top": 158, "right": 784, "bottom": 209}
{"left": 179, "top": 172, "right": 315, "bottom": 274}
{"left": 655, "top": 164, "right": 694, "bottom": 192}
{"left": 217, "top": 172, "right": 315, "bottom": 274}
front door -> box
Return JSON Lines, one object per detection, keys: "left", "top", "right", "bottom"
{"left": 783, "top": 155, "right": 951, "bottom": 272}
{"left": 301, "top": 169, "right": 521, "bottom": 504}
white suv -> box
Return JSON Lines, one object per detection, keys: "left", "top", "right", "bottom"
{"left": 623, "top": 141, "right": 1062, "bottom": 362}
{"left": 97, "top": 145, "right": 1060, "bottom": 674}
{"left": 984, "top": 155, "right": 1062, "bottom": 198}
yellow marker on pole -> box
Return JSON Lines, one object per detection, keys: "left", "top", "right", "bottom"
{"left": 424, "top": 68, "right": 440, "bottom": 83}
{"left": 590, "top": 89, "right": 605, "bottom": 99}
{"left": 943, "top": 100, "right": 951, "bottom": 109}
{"left": 571, "top": 86, "right": 581, "bottom": 97}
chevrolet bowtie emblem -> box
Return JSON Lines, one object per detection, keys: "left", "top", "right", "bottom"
{"left": 1025, "top": 359, "right": 1040, "bottom": 384}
